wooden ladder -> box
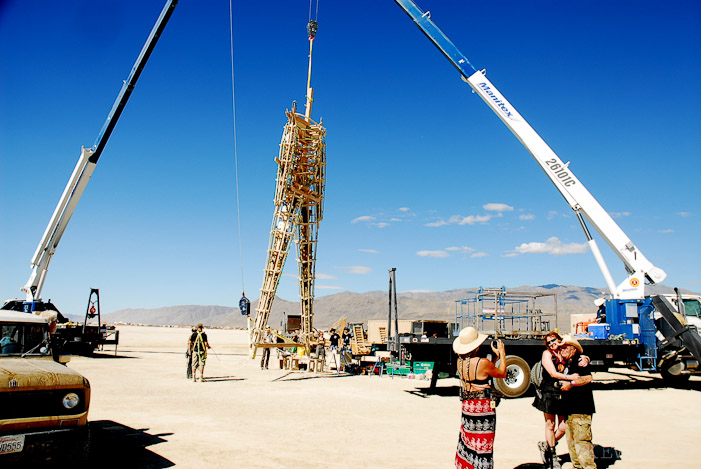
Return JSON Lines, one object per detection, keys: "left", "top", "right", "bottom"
{"left": 351, "top": 324, "right": 370, "bottom": 355}
{"left": 378, "top": 326, "right": 387, "bottom": 344}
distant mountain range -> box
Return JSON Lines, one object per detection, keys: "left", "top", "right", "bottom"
{"left": 103, "top": 284, "right": 696, "bottom": 330}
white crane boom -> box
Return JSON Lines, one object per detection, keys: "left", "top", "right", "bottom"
{"left": 394, "top": 0, "right": 666, "bottom": 299}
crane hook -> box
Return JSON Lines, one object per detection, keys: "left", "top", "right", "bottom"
{"left": 307, "top": 20, "right": 318, "bottom": 39}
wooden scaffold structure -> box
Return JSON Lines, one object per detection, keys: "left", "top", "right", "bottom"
{"left": 249, "top": 19, "right": 326, "bottom": 358}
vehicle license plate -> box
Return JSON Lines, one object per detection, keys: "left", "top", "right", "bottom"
{"left": 0, "top": 435, "right": 25, "bottom": 454}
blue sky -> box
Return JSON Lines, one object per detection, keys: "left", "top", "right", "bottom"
{"left": 1, "top": 0, "right": 699, "bottom": 316}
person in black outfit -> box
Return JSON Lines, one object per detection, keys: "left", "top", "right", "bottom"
{"left": 342, "top": 327, "right": 351, "bottom": 351}
{"left": 533, "top": 331, "right": 578, "bottom": 469}
{"left": 329, "top": 328, "right": 340, "bottom": 352}
{"left": 559, "top": 335, "right": 596, "bottom": 469}
{"left": 186, "top": 326, "right": 196, "bottom": 379}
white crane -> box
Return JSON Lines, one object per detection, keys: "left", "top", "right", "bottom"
{"left": 394, "top": 0, "right": 666, "bottom": 300}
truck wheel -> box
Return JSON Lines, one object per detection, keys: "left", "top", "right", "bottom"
{"left": 493, "top": 355, "right": 531, "bottom": 398}
{"left": 660, "top": 364, "right": 691, "bottom": 386}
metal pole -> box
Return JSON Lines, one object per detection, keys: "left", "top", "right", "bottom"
{"left": 390, "top": 268, "right": 400, "bottom": 365}
{"left": 387, "top": 271, "right": 393, "bottom": 348}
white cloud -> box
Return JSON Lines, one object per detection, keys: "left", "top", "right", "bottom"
{"left": 351, "top": 215, "right": 375, "bottom": 224}
{"left": 374, "top": 222, "right": 390, "bottom": 228}
{"left": 483, "top": 203, "right": 514, "bottom": 212}
{"left": 677, "top": 211, "right": 691, "bottom": 217}
{"left": 338, "top": 265, "right": 372, "bottom": 274}
{"left": 425, "top": 220, "right": 448, "bottom": 227}
{"left": 519, "top": 214, "right": 535, "bottom": 221}
{"left": 417, "top": 246, "right": 477, "bottom": 258}
{"left": 399, "top": 207, "right": 410, "bottom": 212}
{"left": 456, "top": 214, "right": 491, "bottom": 225}
{"left": 446, "top": 246, "right": 476, "bottom": 254}
{"left": 609, "top": 211, "right": 631, "bottom": 218}
{"left": 389, "top": 218, "right": 401, "bottom": 222}
{"left": 547, "top": 211, "right": 560, "bottom": 220}
{"left": 316, "top": 285, "right": 343, "bottom": 290}
{"left": 417, "top": 250, "right": 450, "bottom": 258}
{"left": 471, "top": 252, "right": 488, "bottom": 258}
{"left": 658, "top": 229, "right": 674, "bottom": 233}
{"left": 512, "top": 236, "right": 588, "bottom": 256}
{"left": 316, "top": 273, "right": 337, "bottom": 280}
{"left": 425, "top": 213, "right": 492, "bottom": 227}
{"left": 358, "top": 249, "right": 379, "bottom": 254}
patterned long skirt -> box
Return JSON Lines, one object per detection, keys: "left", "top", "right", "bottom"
{"left": 455, "top": 398, "right": 496, "bottom": 469}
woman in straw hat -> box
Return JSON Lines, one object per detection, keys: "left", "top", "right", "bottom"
{"left": 453, "top": 327, "right": 506, "bottom": 469}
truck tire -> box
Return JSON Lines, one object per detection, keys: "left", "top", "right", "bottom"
{"left": 493, "top": 355, "right": 531, "bottom": 398}
{"left": 660, "top": 364, "right": 691, "bottom": 386}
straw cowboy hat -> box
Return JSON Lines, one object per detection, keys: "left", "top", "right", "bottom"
{"left": 561, "top": 335, "right": 583, "bottom": 353}
{"left": 453, "top": 327, "right": 488, "bottom": 355}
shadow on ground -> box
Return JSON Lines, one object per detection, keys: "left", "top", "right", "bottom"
{"left": 14, "top": 420, "right": 173, "bottom": 468}
{"left": 198, "top": 375, "right": 245, "bottom": 382}
{"left": 273, "top": 371, "right": 354, "bottom": 382}
{"left": 87, "top": 420, "right": 174, "bottom": 468}
{"left": 515, "top": 444, "right": 622, "bottom": 469}
{"left": 405, "top": 384, "right": 460, "bottom": 398}
{"left": 81, "top": 353, "right": 137, "bottom": 359}
{"left": 592, "top": 371, "right": 701, "bottom": 392}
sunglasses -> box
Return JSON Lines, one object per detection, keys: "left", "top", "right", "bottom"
{"left": 547, "top": 338, "right": 558, "bottom": 345}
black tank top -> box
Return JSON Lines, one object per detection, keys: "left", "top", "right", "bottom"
{"left": 463, "top": 357, "right": 490, "bottom": 385}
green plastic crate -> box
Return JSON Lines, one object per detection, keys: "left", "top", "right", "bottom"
{"left": 385, "top": 363, "right": 412, "bottom": 375}
{"left": 412, "top": 361, "right": 435, "bottom": 374}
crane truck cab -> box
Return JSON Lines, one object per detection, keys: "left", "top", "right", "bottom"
{"left": 662, "top": 294, "right": 701, "bottom": 331}
{"left": 0, "top": 309, "right": 91, "bottom": 463}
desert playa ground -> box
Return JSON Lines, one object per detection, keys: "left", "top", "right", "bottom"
{"left": 61, "top": 326, "right": 699, "bottom": 468}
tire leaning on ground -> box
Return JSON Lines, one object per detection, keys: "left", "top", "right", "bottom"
{"left": 493, "top": 355, "right": 531, "bottom": 398}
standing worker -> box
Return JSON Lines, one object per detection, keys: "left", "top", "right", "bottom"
{"left": 329, "top": 328, "right": 340, "bottom": 352}
{"left": 189, "top": 323, "right": 211, "bottom": 382}
{"left": 261, "top": 329, "right": 274, "bottom": 370}
{"left": 186, "top": 326, "right": 196, "bottom": 379}
{"left": 342, "top": 327, "right": 351, "bottom": 352}
{"left": 453, "top": 327, "right": 507, "bottom": 469}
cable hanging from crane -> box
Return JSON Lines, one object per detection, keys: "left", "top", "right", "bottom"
{"left": 228, "top": 0, "right": 248, "bottom": 309}
{"left": 308, "top": 0, "right": 320, "bottom": 24}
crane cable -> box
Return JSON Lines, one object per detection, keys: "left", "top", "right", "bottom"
{"left": 229, "top": 0, "right": 245, "bottom": 297}
{"left": 308, "top": 0, "right": 320, "bottom": 22}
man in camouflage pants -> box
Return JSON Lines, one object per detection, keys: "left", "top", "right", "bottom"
{"left": 559, "top": 336, "right": 596, "bottom": 469}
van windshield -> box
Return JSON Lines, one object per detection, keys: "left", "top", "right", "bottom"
{"left": 0, "top": 323, "right": 50, "bottom": 356}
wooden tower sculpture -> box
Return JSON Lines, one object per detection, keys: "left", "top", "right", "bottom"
{"left": 249, "top": 20, "right": 326, "bottom": 357}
